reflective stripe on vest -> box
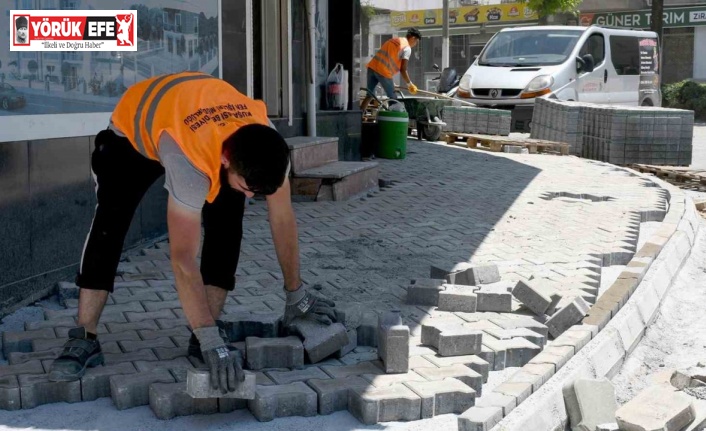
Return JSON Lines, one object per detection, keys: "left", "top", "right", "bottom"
{"left": 367, "top": 37, "right": 409, "bottom": 79}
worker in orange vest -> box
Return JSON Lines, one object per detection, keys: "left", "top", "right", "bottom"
{"left": 360, "top": 28, "right": 422, "bottom": 114}
{"left": 48, "top": 72, "right": 336, "bottom": 394}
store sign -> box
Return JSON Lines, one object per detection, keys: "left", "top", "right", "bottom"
{"left": 390, "top": 3, "right": 538, "bottom": 28}
{"left": 580, "top": 6, "right": 706, "bottom": 29}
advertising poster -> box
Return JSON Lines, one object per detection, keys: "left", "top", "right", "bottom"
{"left": 391, "top": 3, "right": 538, "bottom": 28}
{"left": 0, "top": 0, "right": 220, "bottom": 117}
{"left": 638, "top": 37, "right": 660, "bottom": 100}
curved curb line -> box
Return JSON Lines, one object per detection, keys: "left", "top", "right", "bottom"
{"left": 483, "top": 173, "right": 700, "bottom": 431}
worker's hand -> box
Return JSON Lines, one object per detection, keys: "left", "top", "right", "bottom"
{"left": 283, "top": 284, "right": 336, "bottom": 327}
{"left": 408, "top": 83, "right": 418, "bottom": 95}
{"left": 193, "top": 326, "right": 245, "bottom": 393}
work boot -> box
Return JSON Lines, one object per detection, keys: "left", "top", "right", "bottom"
{"left": 48, "top": 327, "right": 104, "bottom": 382}
{"left": 187, "top": 320, "right": 230, "bottom": 362}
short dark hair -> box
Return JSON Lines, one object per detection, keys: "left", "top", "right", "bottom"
{"left": 222, "top": 123, "right": 290, "bottom": 195}
{"left": 406, "top": 28, "right": 422, "bottom": 41}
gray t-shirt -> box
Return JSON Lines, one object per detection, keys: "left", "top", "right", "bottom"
{"left": 109, "top": 120, "right": 282, "bottom": 212}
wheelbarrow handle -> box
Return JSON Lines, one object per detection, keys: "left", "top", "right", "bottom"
{"left": 394, "top": 86, "right": 477, "bottom": 107}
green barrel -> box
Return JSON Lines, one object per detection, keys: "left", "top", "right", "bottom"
{"left": 376, "top": 110, "right": 409, "bottom": 159}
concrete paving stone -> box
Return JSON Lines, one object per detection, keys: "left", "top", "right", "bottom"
{"left": 105, "top": 320, "right": 160, "bottom": 333}
{"left": 124, "top": 309, "right": 177, "bottom": 323}
{"left": 0, "top": 360, "right": 45, "bottom": 378}
{"left": 169, "top": 336, "right": 191, "bottom": 348}
{"left": 421, "top": 323, "right": 483, "bottom": 357}
{"left": 218, "top": 396, "right": 248, "bottom": 413}
{"left": 458, "top": 406, "right": 504, "bottom": 431}
{"left": 142, "top": 299, "right": 182, "bottom": 312}
{"left": 595, "top": 423, "right": 619, "bottom": 431}
{"left": 474, "top": 392, "right": 516, "bottom": 416}
{"left": 552, "top": 327, "right": 593, "bottom": 354}
{"left": 407, "top": 279, "right": 446, "bottom": 306}
{"left": 110, "top": 368, "right": 175, "bottom": 410}
{"left": 155, "top": 317, "right": 189, "bottom": 330}
{"left": 255, "top": 372, "right": 275, "bottom": 386}
{"left": 95, "top": 330, "right": 142, "bottom": 344}
{"left": 423, "top": 354, "right": 490, "bottom": 382}
{"left": 149, "top": 381, "right": 219, "bottom": 420}
{"left": 57, "top": 281, "right": 80, "bottom": 304}
{"left": 2, "top": 328, "right": 56, "bottom": 358}
{"left": 32, "top": 338, "right": 71, "bottom": 352}
{"left": 409, "top": 342, "right": 438, "bottom": 357}
{"left": 512, "top": 280, "right": 562, "bottom": 316}
{"left": 408, "top": 355, "right": 437, "bottom": 370}
{"left": 185, "top": 368, "right": 256, "bottom": 399}
{"left": 321, "top": 361, "right": 385, "bottom": 379}
{"left": 404, "top": 377, "right": 476, "bottom": 419}
{"left": 289, "top": 319, "right": 350, "bottom": 364}
{"left": 438, "top": 286, "right": 478, "bottom": 313}
{"left": 476, "top": 290, "right": 513, "bottom": 313}
{"left": 547, "top": 297, "right": 592, "bottom": 338}
{"left": 348, "top": 383, "right": 422, "bottom": 425}
{"left": 153, "top": 347, "right": 189, "bottom": 361}
{"left": 222, "top": 303, "right": 272, "bottom": 314}
{"left": 81, "top": 362, "right": 137, "bottom": 401}
{"left": 493, "top": 381, "right": 533, "bottom": 404}
{"left": 521, "top": 362, "right": 556, "bottom": 387}
{"left": 377, "top": 311, "right": 410, "bottom": 373}
{"left": 357, "top": 310, "right": 379, "bottom": 347}
{"left": 104, "top": 349, "right": 158, "bottom": 365}
{"left": 616, "top": 384, "right": 695, "bottom": 431}
{"left": 7, "top": 349, "right": 62, "bottom": 365}
{"left": 430, "top": 262, "right": 474, "bottom": 285}
{"left": 220, "top": 312, "right": 282, "bottom": 342}
{"left": 245, "top": 336, "right": 304, "bottom": 370}
{"left": 133, "top": 358, "right": 194, "bottom": 373}
{"left": 563, "top": 378, "right": 618, "bottom": 431}
{"left": 361, "top": 370, "right": 427, "bottom": 387}
{"left": 247, "top": 381, "right": 318, "bottom": 422}
{"left": 336, "top": 329, "right": 358, "bottom": 359}
{"left": 481, "top": 338, "right": 507, "bottom": 371}
{"left": 505, "top": 369, "right": 544, "bottom": 392}
{"left": 118, "top": 336, "right": 175, "bottom": 352}
{"left": 265, "top": 367, "right": 329, "bottom": 385}
{"left": 483, "top": 327, "right": 546, "bottom": 348}
{"left": 466, "top": 265, "right": 502, "bottom": 286}
{"left": 334, "top": 303, "right": 364, "bottom": 330}
{"left": 111, "top": 292, "right": 161, "bottom": 304}
{"left": 25, "top": 318, "right": 76, "bottom": 331}
{"left": 137, "top": 326, "right": 190, "bottom": 340}
{"left": 170, "top": 368, "right": 189, "bottom": 383}
{"left": 340, "top": 351, "right": 380, "bottom": 365}
{"left": 490, "top": 318, "right": 549, "bottom": 338}
{"left": 414, "top": 364, "right": 483, "bottom": 396}
{"left": 528, "top": 345, "right": 575, "bottom": 373}
{"left": 0, "top": 376, "right": 21, "bottom": 410}
{"left": 502, "top": 337, "right": 542, "bottom": 367}
{"left": 306, "top": 376, "right": 370, "bottom": 415}
{"left": 18, "top": 373, "right": 82, "bottom": 409}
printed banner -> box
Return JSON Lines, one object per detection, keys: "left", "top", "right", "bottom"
{"left": 390, "top": 3, "right": 538, "bottom": 28}
{"left": 10, "top": 10, "right": 138, "bottom": 52}
{"left": 580, "top": 6, "right": 706, "bottom": 28}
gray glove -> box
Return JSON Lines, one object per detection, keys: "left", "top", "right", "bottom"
{"left": 193, "top": 326, "right": 245, "bottom": 393}
{"left": 283, "top": 284, "right": 336, "bottom": 326}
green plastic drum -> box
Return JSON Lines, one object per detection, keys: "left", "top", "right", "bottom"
{"left": 376, "top": 110, "right": 409, "bottom": 159}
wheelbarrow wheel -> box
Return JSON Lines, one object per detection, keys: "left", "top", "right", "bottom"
{"left": 423, "top": 125, "right": 442, "bottom": 142}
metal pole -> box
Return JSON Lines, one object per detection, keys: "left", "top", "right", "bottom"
{"left": 441, "top": 0, "right": 449, "bottom": 69}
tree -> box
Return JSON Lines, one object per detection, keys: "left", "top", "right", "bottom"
{"left": 522, "top": 0, "right": 582, "bottom": 24}
{"left": 651, "top": 0, "right": 664, "bottom": 44}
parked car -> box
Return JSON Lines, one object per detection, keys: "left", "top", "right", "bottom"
{"left": 456, "top": 25, "right": 662, "bottom": 132}
{"left": 0, "top": 83, "right": 26, "bottom": 110}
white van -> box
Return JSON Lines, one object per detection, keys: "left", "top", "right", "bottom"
{"left": 456, "top": 25, "right": 662, "bottom": 132}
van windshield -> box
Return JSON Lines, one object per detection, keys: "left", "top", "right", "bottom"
{"left": 479, "top": 30, "right": 584, "bottom": 67}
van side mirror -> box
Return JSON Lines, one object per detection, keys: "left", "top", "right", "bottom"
{"left": 577, "top": 54, "right": 595, "bottom": 73}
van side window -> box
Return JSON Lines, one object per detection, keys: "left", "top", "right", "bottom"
{"left": 579, "top": 33, "right": 605, "bottom": 65}
{"left": 610, "top": 36, "right": 640, "bottom": 76}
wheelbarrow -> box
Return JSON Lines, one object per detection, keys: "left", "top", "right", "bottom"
{"left": 396, "top": 95, "right": 451, "bottom": 142}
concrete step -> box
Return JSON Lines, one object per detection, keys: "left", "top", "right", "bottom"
{"left": 292, "top": 161, "right": 379, "bottom": 202}
{"left": 285, "top": 137, "right": 339, "bottom": 175}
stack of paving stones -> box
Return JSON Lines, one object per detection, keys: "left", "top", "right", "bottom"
{"left": 443, "top": 106, "right": 512, "bottom": 136}
{"left": 531, "top": 97, "right": 695, "bottom": 166}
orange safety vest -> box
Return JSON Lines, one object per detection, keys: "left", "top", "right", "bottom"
{"left": 367, "top": 37, "right": 410, "bottom": 79}
{"left": 111, "top": 72, "right": 269, "bottom": 203}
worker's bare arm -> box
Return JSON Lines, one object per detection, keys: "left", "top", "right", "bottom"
{"left": 266, "top": 177, "right": 301, "bottom": 292}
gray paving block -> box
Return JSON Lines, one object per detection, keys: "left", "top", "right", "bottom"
{"left": 104, "top": 349, "right": 158, "bottom": 365}
{"left": 491, "top": 318, "right": 549, "bottom": 338}
{"left": 430, "top": 262, "right": 473, "bottom": 285}
{"left": 421, "top": 324, "right": 483, "bottom": 357}
{"left": 138, "top": 326, "right": 191, "bottom": 340}
{"left": 563, "top": 378, "right": 618, "bottom": 431}
{"left": 504, "top": 337, "right": 542, "bottom": 367}
{"left": 2, "top": 328, "right": 56, "bottom": 358}
{"left": 362, "top": 370, "right": 427, "bottom": 388}
{"left": 118, "top": 336, "right": 175, "bottom": 353}
{"left": 512, "top": 280, "right": 562, "bottom": 316}
{"left": 245, "top": 336, "right": 304, "bottom": 370}
{"left": 186, "top": 367, "right": 255, "bottom": 399}
{"left": 149, "top": 382, "right": 219, "bottom": 420}
{"left": 404, "top": 377, "right": 476, "bottom": 418}
{"left": 153, "top": 347, "right": 189, "bottom": 361}
{"left": 438, "top": 285, "right": 478, "bottom": 313}
{"left": 493, "top": 381, "right": 533, "bottom": 404}
{"left": 475, "top": 392, "right": 517, "bottom": 416}
{"left": 25, "top": 318, "right": 76, "bottom": 331}
{"left": 218, "top": 396, "right": 248, "bottom": 413}
{"left": 0, "top": 376, "right": 21, "bottom": 410}
{"left": 414, "top": 364, "right": 483, "bottom": 396}
{"left": 423, "top": 354, "right": 490, "bottom": 382}
{"left": 321, "top": 361, "right": 385, "bottom": 379}
{"left": 480, "top": 340, "right": 506, "bottom": 371}
{"left": 110, "top": 369, "right": 175, "bottom": 410}
{"left": 476, "top": 290, "right": 513, "bottom": 313}
{"left": 81, "top": 362, "right": 137, "bottom": 401}
{"left": 265, "top": 367, "right": 329, "bottom": 385}
{"left": 458, "top": 406, "right": 504, "bottom": 431}
{"left": 247, "top": 381, "right": 318, "bottom": 422}
{"left": 0, "top": 360, "right": 45, "bottom": 378}
{"left": 357, "top": 311, "right": 379, "bottom": 347}
{"left": 7, "top": 349, "right": 61, "bottom": 366}
{"left": 334, "top": 303, "right": 364, "bottom": 330}
{"left": 377, "top": 311, "right": 410, "bottom": 373}
{"left": 336, "top": 329, "right": 358, "bottom": 359}
{"left": 221, "top": 312, "right": 282, "bottom": 342}
{"left": 407, "top": 279, "right": 446, "bottom": 306}
{"left": 546, "top": 297, "right": 591, "bottom": 338}
{"left": 133, "top": 358, "right": 194, "bottom": 373}
{"left": 31, "top": 338, "right": 68, "bottom": 352}
{"left": 483, "top": 327, "right": 546, "bottom": 349}
{"left": 106, "top": 319, "right": 160, "bottom": 334}
{"left": 290, "top": 319, "right": 350, "bottom": 364}
{"left": 466, "top": 265, "right": 501, "bottom": 285}
{"left": 124, "top": 309, "right": 177, "bottom": 323}
{"left": 615, "top": 384, "right": 696, "bottom": 431}
{"left": 18, "top": 374, "right": 81, "bottom": 409}
{"left": 58, "top": 281, "right": 80, "bottom": 305}
{"left": 348, "top": 384, "right": 422, "bottom": 425}
{"left": 307, "top": 376, "right": 370, "bottom": 415}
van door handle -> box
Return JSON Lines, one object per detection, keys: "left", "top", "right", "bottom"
{"left": 604, "top": 70, "right": 608, "bottom": 83}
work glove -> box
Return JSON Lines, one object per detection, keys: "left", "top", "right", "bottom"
{"left": 408, "top": 83, "right": 418, "bottom": 95}
{"left": 283, "top": 284, "right": 336, "bottom": 327}
{"left": 193, "top": 326, "right": 245, "bottom": 393}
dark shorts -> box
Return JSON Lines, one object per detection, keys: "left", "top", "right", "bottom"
{"left": 76, "top": 129, "right": 245, "bottom": 293}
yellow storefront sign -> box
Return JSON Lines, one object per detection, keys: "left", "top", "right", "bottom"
{"left": 390, "top": 3, "right": 538, "bottom": 28}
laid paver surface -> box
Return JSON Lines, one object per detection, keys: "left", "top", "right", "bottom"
{"left": 0, "top": 139, "right": 667, "bottom": 430}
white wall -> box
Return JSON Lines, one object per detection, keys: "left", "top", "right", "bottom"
{"left": 695, "top": 27, "right": 706, "bottom": 81}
